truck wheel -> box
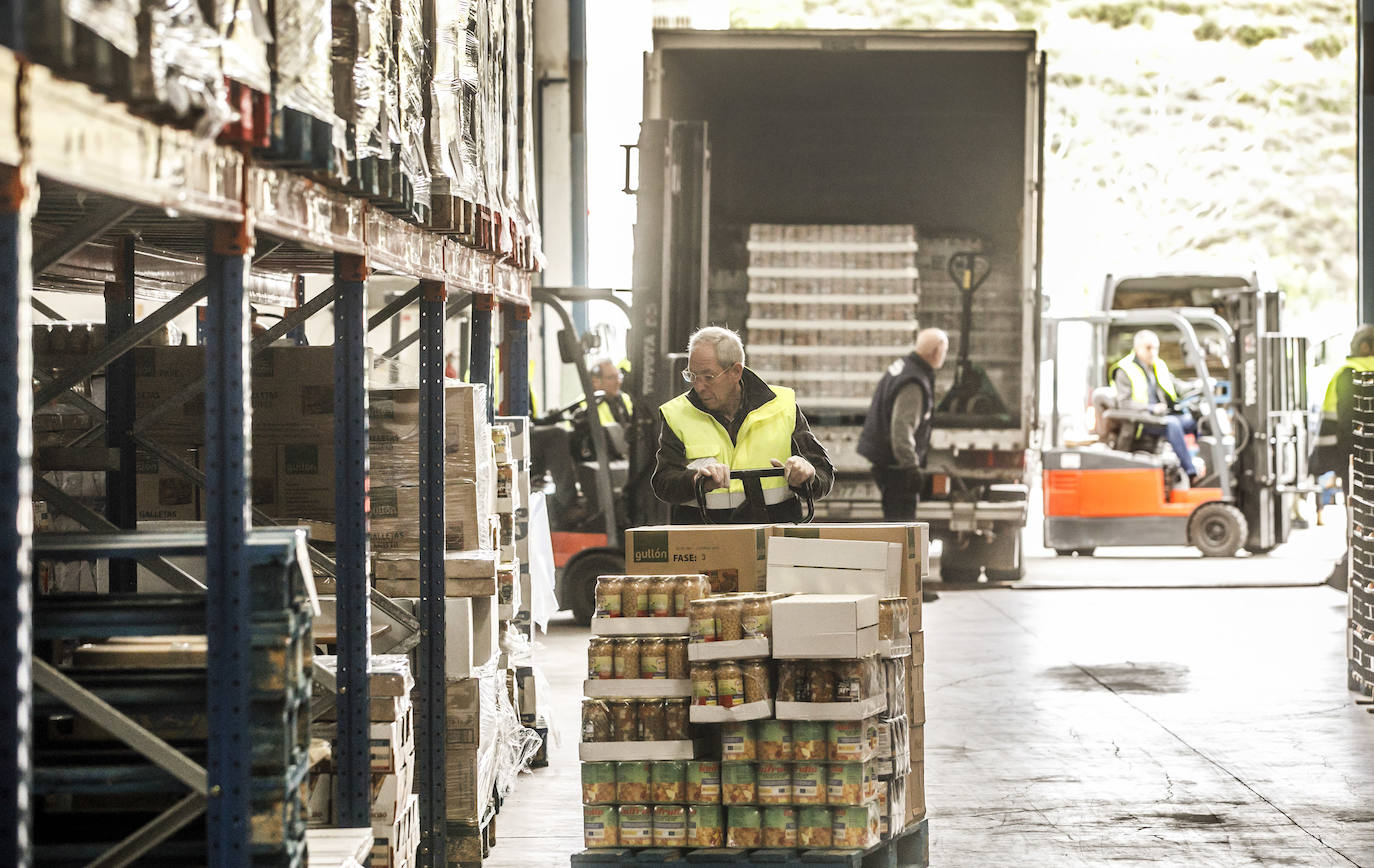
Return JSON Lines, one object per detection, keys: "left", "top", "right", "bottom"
{"left": 1188, "top": 503, "right": 1248, "bottom": 558}
{"left": 563, "top": 548, "right": 623, "bottom": 626}
{"left": 941, "top": 565, "right": 982, "bottom": 583}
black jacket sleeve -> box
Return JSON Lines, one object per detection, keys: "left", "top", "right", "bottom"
{"left": 793, "top": 407, "right": 835, "bottom": 500}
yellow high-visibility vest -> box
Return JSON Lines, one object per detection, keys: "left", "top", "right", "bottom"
{"left": 1111, "top": 353, "right": 1178, "bottom": 404}
{"left": 660, "top": 383, "right": 796, "bottom": 509}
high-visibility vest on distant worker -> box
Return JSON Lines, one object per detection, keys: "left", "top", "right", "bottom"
{"left": 1312, "top": 357, "right": 1374, "bottom": 476}
{"left": 1111, "top": 353, "right": 1179, "bottom": 405}
{"left": 659, "top": 383, "right": 796, "bottom": 510}
{"left": 598, "top": 393, "right": 634, "bottom": 427}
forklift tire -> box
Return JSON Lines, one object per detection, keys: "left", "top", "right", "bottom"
{"left": 1188, "top": 503, "right": 1248, "bottom": 558}
{"left": 941, "top": 565, "right": 982, "bottom": 584}
{"left": 564, "top": 548, "right": 623, "bottom": 626}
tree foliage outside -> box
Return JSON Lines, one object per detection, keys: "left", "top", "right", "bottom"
{"left": 726, "top": 0, "right": 1357, "bottom": 338}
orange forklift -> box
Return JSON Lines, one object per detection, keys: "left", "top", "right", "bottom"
{"left": 1042, "top": 307, "right": 1308, "bottom": 557}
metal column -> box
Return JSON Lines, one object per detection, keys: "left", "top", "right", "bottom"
{"left": 0, "top": 161, "right": 33, "bottom": 868}
{"left": 333, "top": 253, "right": 372, "bottom": 828}
{"left": 1364, "top": 0, "right": 1374, "bottom": 322}
{"left": 416, "top": 280, "right": 447, "bottom": 868}
{"left": 470, "top": 294, "right": 496, "bottom": 422}
{"left": 503, "top": 303, "right": 530, "bottom": 417}
{"left": 288, "top": 275, "right": 309, "bottom": 345}
{"left": 203, "top": 220, "right": 254, "bottom": 865}
{"left": 105, "top": 235, "right": 137, "bottom": 591}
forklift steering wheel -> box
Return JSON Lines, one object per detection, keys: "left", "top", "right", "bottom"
{"left": 694, "top": 467, "right": 815, "bottom": 525}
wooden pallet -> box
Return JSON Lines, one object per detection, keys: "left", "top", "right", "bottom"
{"left": 571, "top": 819, "right": 929, "bottom": 868}
{"left": 445, "top": 808, "right": 498, "bottom": 867}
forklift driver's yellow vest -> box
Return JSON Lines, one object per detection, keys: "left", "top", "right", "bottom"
{"left": 1111, "top": 354, "right": 1178, "bottom": 404}
{"left": 660, "top": 385, "right": 796, "bottom": 510}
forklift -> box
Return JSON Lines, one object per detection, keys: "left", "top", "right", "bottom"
{"left": 1042, "top": 303, "right": 1309, "bottom": 557}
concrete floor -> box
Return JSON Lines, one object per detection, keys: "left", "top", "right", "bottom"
{"left": 486, "top": 516, "right": 1374, "bottom": 867}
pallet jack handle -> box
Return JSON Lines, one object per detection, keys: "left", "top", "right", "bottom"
{"left": 694, "top": 467, "right": 815, "bottom": 525}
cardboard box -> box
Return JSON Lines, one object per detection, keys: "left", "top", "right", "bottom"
{"left": 372, "top": 550, "right": 499, "bottom": 598}
{"left": 370, "top": 481, "right": 492, "bottom": 553}
{"left": 907, "top": 659, "right": 925, "bottom": 726}
{"left": 135, "top": 447, "right": 199, "bottom": 521}
{"left": 766, "top": 536, "right": 901, "bottom": 597}
{"left": 624, "top": 525, "right": 771, "bottom": 593}
{"left": 906, "top": 761, "right": 926, "bottom": 824}
{"left": 442, "top": 674, "right": 500, "bottom": 823}
{"left": 494, "top": 415, "right": 530, "bottom": 462}
{"left": 771, "top": 523, "right": 928, "bottom": 601}
{"left": 773, "top": 594, "right": 879, "bottom": 658}
{"left": 372, "top": 792, "right": 419, "bottom": 868}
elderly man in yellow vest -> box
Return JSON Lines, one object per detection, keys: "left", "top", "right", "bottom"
{"left": 651, "top": 326, "right": 834, "bottom": 523}
{"left": 1111, "top": 329, "right": 1203, "bottom": 487}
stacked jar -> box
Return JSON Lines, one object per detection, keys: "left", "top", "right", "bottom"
{"left": 581, "top": 573, "right": 709, "bottom": 851}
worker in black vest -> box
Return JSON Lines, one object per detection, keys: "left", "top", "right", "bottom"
{"left": 858, "top": 328, "right": 949, "bottom": 522}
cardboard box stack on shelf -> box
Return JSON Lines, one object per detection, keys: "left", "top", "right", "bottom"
{"left": 311, "top": 656, "right": 420, "bottom": 868}
{"left": 582, "top": 524, "right": 927, "bottom": 854}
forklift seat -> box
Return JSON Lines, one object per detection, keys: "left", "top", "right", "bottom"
{"left": 1091, "top": 386, "right": 1170, "bottom": 455}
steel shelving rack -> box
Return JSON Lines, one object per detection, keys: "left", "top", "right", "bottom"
{"left": 0, "top": 44, "right": 535, "bottom": 867}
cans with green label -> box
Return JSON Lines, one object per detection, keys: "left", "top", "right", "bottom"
{"left": 722, "top": 760, "right": 756, "bottom": 805}
{"left": 618, "top": 804, "right": 653, "bottom": 847}
{"left": 793, "top": 720, "right": 827, "bottom": 760}
{"left": 580, "top": 762, "right": 616, "bottom": 804}
{"left": 615, "top": 761, "right": 651, "bottom": 803}
{"left": 791, "top": 762, "right": 825, "bottom": 805}
{"left": 829, "top": 719, "right": 869, "bottom": 761}
{"left": 686, "top": 760, "right": 721, "bottom": 804}
{"left": 726, "top": 806, "right": 763, "bottom": 848}
{"left": 757, "top": 718, "right": 793, "bottom": 761}
{"left": 756, "top": 762, "right": 792, "bottom": 805}
{"left": 653, "top": 805, "right": 687, "bottom": 846}
{"left": 762, "top": 806, "right": 798, "bottom": 848}
{"left": 687, "top": 804, "right": 724, "bottom": 847}
{"left": 827, "top": 762, "right": 868, "bottom": 806}
{"left": 798, "top": 806, "right": 832, "bottom": 848}
{"left": 651, "top": 760, "right": 685, "bottom": 803}
{"left": 721, "top": 720, "right": 756, "bottom": 761}
{"left": 583, "top": 804, "right": 619, "bottom": 848}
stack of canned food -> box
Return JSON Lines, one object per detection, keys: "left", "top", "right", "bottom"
{"left": 588, "top": 636, "right": 691, "bottom": 681}
{"left": 690, "top": 659, "right": 772, "bottom": 709}
{"left": 686, "top": 592, "right": 787, "bottom": 644}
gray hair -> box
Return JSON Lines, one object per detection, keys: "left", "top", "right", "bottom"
{"left": 1353, "top": 325, "right": 1374, "bottom": 357}
{"left": 687, "top": 326, "right": 746, "bottom": 369}
{"left": 1133, "top": 329, "right": 1160, "bottom": 350}
{"left": 588, "top": 356, "right": 616, "bottom": 377}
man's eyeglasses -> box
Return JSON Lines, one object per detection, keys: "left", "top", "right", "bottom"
{"left": 682, "top": 368, "right": 726, "bottom": 385}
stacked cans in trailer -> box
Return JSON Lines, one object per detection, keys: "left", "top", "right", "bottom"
{"left": 576, "top": 526, "right": 929, "bottom": 865}
{"left": 745, "top": 224, "right": 920, "bottom": 413}
{"left": 1348, "top": 371, "right": 1374, "bottom": 696}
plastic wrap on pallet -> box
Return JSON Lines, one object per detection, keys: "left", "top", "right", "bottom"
{"left": 392, "top": 0, "right": 429, "bottom": 207}
{"left": 515, "top": 0, "right": 540, "bottom": 255}
{"left": 476, "top": 656, "right": 543, "bottom": 804}
{"left": 499, "top": 0, "right": 519, "bottom": 222}
{"left": 135, "top": 0, "right": 234, "bottom": 138}
{"left": 427, "top": 0, "right": 484, "bottom": 205}
{"left": 212, "top": 0, "right": 273, "bottom": 92}
{"left": 65, "top": 0, "right": 139, "bottom": 56}
{"left": 332, "top": 0, "right": 390, "bottom": 160}
{"left": 273, "top": 0, "right": 336, "bottom": 122}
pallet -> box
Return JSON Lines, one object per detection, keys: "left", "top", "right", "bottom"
{"left": 258, "top": 106, "right": 340, "bottom": 180}
{"left": 571, "top": 819, "right": 929, "bottom": 868}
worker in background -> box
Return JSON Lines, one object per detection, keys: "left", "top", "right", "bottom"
{"left": 1311, "top": 324, "right": 1374, "bottom": 587}
{"left": 858, "top": 329, "right": 947, "bottom": 605}
{"left": 858, "top": 328, "right": 949, "bottom": 522}
{"left": 1111, "top": 329, "right": 1204, "bottom": 487}
{"left": 585, "top": 356, "right": 634, "bottom": 427}
{"left": 652, "top": 326, "right": 834, "bottom": 524}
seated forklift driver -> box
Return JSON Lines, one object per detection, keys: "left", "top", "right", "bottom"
{"left": 651, "top": 326, "right": 834, "bottom": 524}
{"left": 1111, "top": 329, "right": 1203, "bottom": 487}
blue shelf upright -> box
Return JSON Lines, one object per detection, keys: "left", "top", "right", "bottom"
{"left": 470, "top": 293, "right": 496, "bottom": 422}
{"left": 416, "top": 279, "right": 448, "bottom": 868}
{"left": 0, "top": 159, "right": 34, "bottom": 868}
{"left": 104, "top": 234, "right": 137, "bottom": 592}
{"left": 503, "top": 302, "right": 530, "bottom": 418}
{"left": 333, "top": 252, "right": 373, "bottom": 828}
{"left": 203, "top": 219, "right": 254, "bottom": 865}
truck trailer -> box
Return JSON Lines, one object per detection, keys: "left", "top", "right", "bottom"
{"left": 626, "top": 28, "right": 1047, "bottom": 581}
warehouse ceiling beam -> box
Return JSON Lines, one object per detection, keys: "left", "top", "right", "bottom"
{"left": 381, "top": 292, "right": 473, "bottom": 359}
{"left": 32, "top": 477, "right": 205, "bottom": 591}
{"left": 32, "top": 241, "right": 284, "bottom": 411}
{"left": 367, "top": 283, "right": 422, "bottom": 332}
{"left": 31, "top": 200, "right": 137, "bottom": 277}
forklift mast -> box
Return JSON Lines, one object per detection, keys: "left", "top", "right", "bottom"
{"left": 624, "top": 119, "right": 711, "bottom": 526}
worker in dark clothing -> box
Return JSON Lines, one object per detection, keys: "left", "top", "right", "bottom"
{"left": 1111, "top": 329, "right": 1204, "bottom": 486}
{"left": 858, "top": 328, "right": 949, "bottom": 522}
{"left": 1312, "top": 325, "right": 1374, "bottom": 588}
{"left": 652, "top": 326, "right": 834, "bottom": 524}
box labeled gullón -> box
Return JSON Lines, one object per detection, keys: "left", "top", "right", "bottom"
{"left": 624, "top": 525, "right": 770, "bottom": 594}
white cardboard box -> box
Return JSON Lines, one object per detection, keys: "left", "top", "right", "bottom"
{"left": 395, "top": 597, "right": 496, "bottom": 678}
{"left": 773, "top": 594, "right": 880, "bottom": 659}
{"left": 766, "top": 538, "right": 901, "bottom": 598}
{"left": 583, "top": 678, "right": 692, "bottom": 699}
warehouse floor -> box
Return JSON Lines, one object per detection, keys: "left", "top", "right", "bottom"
{"left": 488, "top": 528, "right": 1374, "bottom": 867}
